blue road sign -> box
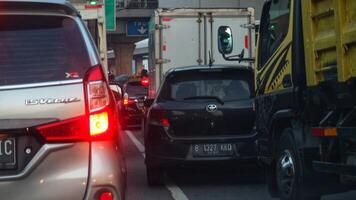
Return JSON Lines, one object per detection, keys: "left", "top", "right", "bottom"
{"left": 127, "top": 20, "right": 149, "bottom": 36}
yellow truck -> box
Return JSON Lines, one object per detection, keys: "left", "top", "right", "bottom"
{"left": 250, "top": 0, "right": 356, "bottom": 199}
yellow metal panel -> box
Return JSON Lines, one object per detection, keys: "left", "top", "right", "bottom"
{"left": 255, "top": 0, "right": 294, "bottom": 95}
{"left": 337, "top": 0, "right": 356, "bottom": 82}
{"left": 301, "top": 0, "right": 317, "bottom": 86}
{"left": 302, "top": 0, "right": 356, "bottom": 86}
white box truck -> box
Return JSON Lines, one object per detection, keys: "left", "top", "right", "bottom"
{"left": 147, "top": 8, "right": 256, "bottom": 99}
{"left": 71, "top": 1, "right": 109, "bottom": 75}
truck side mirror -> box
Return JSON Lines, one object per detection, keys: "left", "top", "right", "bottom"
{"left": 218, "top": 26, "right": 233, "bottom": 55}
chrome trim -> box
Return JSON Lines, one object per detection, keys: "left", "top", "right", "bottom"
{"left": 206, "top": 104, "right": 218, "bottom": 113}
{"left": 0, "top": 12, "right": 76, "bottom": 18}
{"left": 0, "top": 79, "right": 83, "bottom": 90}
{"left": 0, "top": 143, "right": 74, "bottom": 181}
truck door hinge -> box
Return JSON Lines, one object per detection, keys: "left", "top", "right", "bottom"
{"left": 156, "top": 59, "right": 171, "bottom": 64}
{"left": 155, "top": 24, "right": 170, "bottom": 30}
{"left": 240, "top": 24, "right": 255, "bottom": 29}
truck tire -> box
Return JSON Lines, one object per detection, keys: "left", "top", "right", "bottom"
{"left": 276, "top": 129, "right": 321, "bottom": 200}
{"left": 146, "top": 164, "right": 164, "bottom": 186}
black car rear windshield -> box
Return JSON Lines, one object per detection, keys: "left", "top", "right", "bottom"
{"left": 159, "top": 69, "right": 253, "bottom": 102}
{"left": 125, "top": 81, "right": 148, "bottom": 98}
{"left": 0, "top": 15, "right": 91, "bottom": 86}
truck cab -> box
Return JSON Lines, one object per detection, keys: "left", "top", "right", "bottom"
{"left": 255, "top": 0, "right": 356, "bottom": 199}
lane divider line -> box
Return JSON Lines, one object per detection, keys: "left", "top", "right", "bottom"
{"left": 125, "top": 130, "right": 190, "bottom": 200}
{"left": 165, "top": 181, "right": 190, "bottom": 200}
{"left": 126, "top": 130, "right": 145, "bottom": 158}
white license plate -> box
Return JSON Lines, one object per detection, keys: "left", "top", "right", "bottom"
{"left": 192, "top": 143, "right": 233, "bottom": 157}
{"left": 0, "top": 138, "right": 16, "bottom": 169}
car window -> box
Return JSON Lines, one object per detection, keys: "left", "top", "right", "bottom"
{"left": 125, "top": 81, "right": 148, "bottom": 98}
{"left": 0, "top": 15, "right": 91, "bottom": 86}
{"left": 159, "top": 70, "right": 253, "bottom": 102}
{"left": 258, "top": 0, "right": 290, "bottom": 68}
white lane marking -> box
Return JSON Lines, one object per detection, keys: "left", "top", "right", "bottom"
{"left": 125, "top": 130, "right": 190, "bottom": 200}
{"left": 165, "top": 181, "right": 190, "bottom": 200}
{"left": 126, "top": 130, "right": 145, "bottom": 157}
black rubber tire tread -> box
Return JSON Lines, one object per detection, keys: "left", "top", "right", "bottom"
{"left": 276, "top": 128, "right": 321, "bottom": 200}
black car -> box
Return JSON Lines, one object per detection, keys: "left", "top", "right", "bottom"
{"left": 121, "top": 80, "right": 148, "bottom": 129}
{"left": 143, "top": 65, "right": 256, "bottom": 185}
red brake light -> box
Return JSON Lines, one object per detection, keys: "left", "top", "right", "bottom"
{"left": 99, "top": 191, "right": 113, "bottom": 200}
{"left": 90, "top": 111, "right": 109, "bottom": 136}
{"left": 36, "top": 116, "right": 89, "bottom": 142}
{"left": 245, "top": 35, "right": 249, "bottom": 49}
{"left": 312, "top": 127, "right": 337, "bottom": 137}
{"left": 123, "top": 93, "right": 129, "bottom": 105}
{"left": 36, "top": 65, "right": 116, "bottom": 142}
{"left": 86, "top": 66, "right": 104, "bottom": 81}
{"left": 150, "top": 105, "right": 169, "bottom": 127}
{"left": 141, "top": 76, "right": 150, "bottom": 87}
{"left": 161, "top": 118, "right": 170, "bottom": 127}
{"left": 85, "top": 66, "right": 114, "bottom": 139}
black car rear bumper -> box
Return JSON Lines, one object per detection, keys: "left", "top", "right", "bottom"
{"left": 145, "top": 125, "right": 258, "bottom": 167}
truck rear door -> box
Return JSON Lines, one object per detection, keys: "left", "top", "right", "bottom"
{"left": 160, "top": 13, "right": 204, "bottom": 70}
{"left": 159, "top": 8, "right": 255, "bottom": 71}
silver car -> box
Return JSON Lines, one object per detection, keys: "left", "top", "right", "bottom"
{"left": 0, "top": 0, "right": 126, "bottom": 199}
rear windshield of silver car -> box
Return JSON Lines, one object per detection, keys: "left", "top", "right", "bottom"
{"left": 0, "top": 15, "right": 91, "bottom": 86}
{"left": 159, "top": 69, "right": 253, "bottom": 102}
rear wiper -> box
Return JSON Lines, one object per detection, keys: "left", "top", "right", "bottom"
{"left": 183, "top": 96, "right": 224, "bottom": 105}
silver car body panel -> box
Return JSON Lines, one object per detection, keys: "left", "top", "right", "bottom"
{"left": 0, "top": 83, "right": 85, "bottom": 120}
{"left": 0, "top": 143, "right": 74, "bottom": 181}
{"left": 0, "top": 2, "right": 125, "bottom": 199}
{"left": 0, "top": 143, "right": 89, "bottom": 200}
{"left": 85, "top": 141, "right": 126, "bottom": 200}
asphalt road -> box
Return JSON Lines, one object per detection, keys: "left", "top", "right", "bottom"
{"left": 123, "top": 129, "right": 356, "bottom": 200}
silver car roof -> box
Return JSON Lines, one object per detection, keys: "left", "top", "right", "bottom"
{"left": 0, "top": 0, "right": 78, "bottom": 16}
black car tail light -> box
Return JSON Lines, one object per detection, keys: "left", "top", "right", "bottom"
{"left": 149, "top": 104, "right": 170, "bottom": 127}
{"left": 140, "top": 76, "right": 150, "bottom": 87}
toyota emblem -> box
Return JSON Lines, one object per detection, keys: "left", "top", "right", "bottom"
{"left": 206, "top": 104, "right": 218, "bottom": 113}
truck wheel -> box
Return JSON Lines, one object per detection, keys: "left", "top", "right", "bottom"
{"left": 146, "top": 164, "right": 164, "bottom": 186}
{"left": 276, "top": 129, "right": 321, "bottom": 200}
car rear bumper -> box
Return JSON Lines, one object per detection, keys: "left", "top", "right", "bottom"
{"left": 145, "top": 126, "right": 258, "bottom": 167}
{"left": 0, "top": 143, "right": 90, "bottom": 200}
{"left": 0, "top": 140, "right": 126, "bottom": 200}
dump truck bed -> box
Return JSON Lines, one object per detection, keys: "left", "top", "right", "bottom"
{"left": 302, "top": 0, "right": 356, "bottom": 86}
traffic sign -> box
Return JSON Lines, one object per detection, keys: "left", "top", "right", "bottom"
{"left": 105, "top": 0, "right": 116, "bottom": 31}
{"left": 127, "top": 20, "right": 149, "bottom": 36}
